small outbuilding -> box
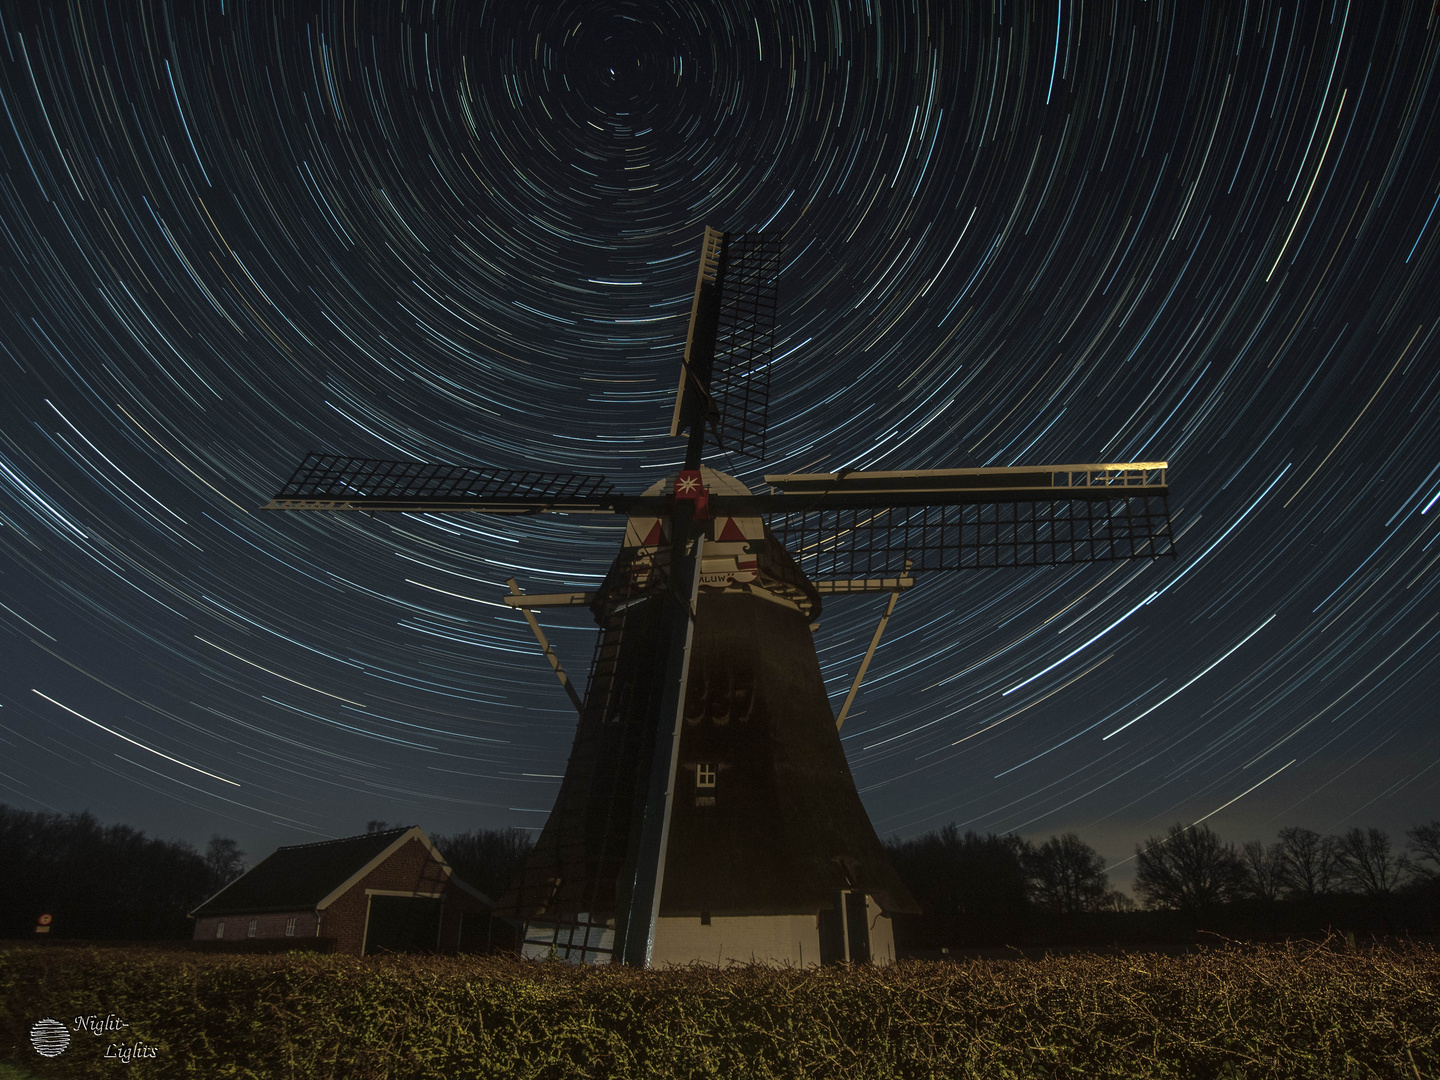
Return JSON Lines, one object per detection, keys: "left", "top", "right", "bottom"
{"left": 190, "top": 826, "right": 509, "bottom": 956}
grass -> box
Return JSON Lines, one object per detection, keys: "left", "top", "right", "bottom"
{"left": 2, "top": 937, "right": 1436, "bottom": 1078}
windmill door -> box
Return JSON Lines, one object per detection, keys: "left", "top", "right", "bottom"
{"left": 845, "top": 891, "right": 872, "bottom": 963}
{"left": 818, "top": 890, "right": 875, "bottom": 964}
{"left": 818, "top": 899, "right": 845, "bottom": 964}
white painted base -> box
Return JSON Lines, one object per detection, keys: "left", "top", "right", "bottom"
{"left": 521, "top": 898, "right": 898, "bottom": 967}
{"left": 651, "top": 903, "right": 897, "bottom": 968}
{"left": 651, "top": 913, "right": 819, "bottom": 967}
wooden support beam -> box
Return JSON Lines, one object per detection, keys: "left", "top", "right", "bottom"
{"left": 835, "top": 589, "right": 901, "bottom": 731}
{"left": 506, "top": 579, "right": 584, "bottom": 716}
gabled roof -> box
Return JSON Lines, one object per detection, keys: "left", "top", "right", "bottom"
{"left": 190, "top": 826, "right": 472, "bottom": 918}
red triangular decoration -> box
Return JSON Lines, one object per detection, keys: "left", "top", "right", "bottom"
{"left": 717, "top": 517, "right": 747, "bottom": 543}
{"left": 640, "top": 520, "right": 665, "bottom": 547}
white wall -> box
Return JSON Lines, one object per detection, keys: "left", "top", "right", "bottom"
{"left": 651, "top": 913, "right": 820, "bottom": 967}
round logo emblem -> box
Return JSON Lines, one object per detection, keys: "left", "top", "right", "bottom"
{"left": 38, "top": 913, "right": 53, "bottom": 925}
{"left": 30, "top": 1017, "right": 70, "bottom": 1057}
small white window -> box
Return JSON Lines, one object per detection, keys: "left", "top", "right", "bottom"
{"left": 285, "top": 917, "right": 297, "bottom": 937}
{"left": 247, "top": 919, "right": 258, "bottom": 938}
{"left": 696, "top": 763, "right": 716, "bottom": 788}
{"left": 216, "top": 921, "right": 225, "bottom": 939}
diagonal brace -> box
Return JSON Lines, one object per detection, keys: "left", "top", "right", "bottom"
{"left": 835, "top": 590, "right": 902, "bottom": 731}
{"left": 506, "top": 579, "right": 584, "bottom": 716}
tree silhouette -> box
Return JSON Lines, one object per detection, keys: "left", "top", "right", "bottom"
{"left": 883, "top": 826, "right": 1031, "bottom": 947}
{"left": 1402, "top": 821, "right": 1440, "bottom": 883}
{"left": 431, "top": 827, "right": 535, "bottom": 902}
{"left": 1239, "top": 840, "right": 1287, "bottom": 903}
{"left": 1023, "top": 833, "right": 1109, "bottom": 923}
{"left": 1336, "top": 827, "right": 1408, "bottom": 935}
{"left": 203, "top": 835, "right": 247, "bottom": 888}
{"left": 1336, "top": 827, "right": 1407, "bottom": 896}
{"left": 1275, "top": 826, "right": 1344, "bottom": 899}
{"left": 1100, "top": 889, "right": 1137, "bottom": 913}
{"left": 1134, "top": 823, "right": 1246, "bottom": 921}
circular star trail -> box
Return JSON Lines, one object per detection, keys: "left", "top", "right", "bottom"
{"left": 1, "top": 0, "right": 1438, "bottom": 881}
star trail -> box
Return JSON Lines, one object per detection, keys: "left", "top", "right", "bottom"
{"left": 1, "top": 0, "right": 1437, "bottom": 885}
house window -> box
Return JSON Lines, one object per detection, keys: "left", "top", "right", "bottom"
{"left": 696, "top": 763, "right": 716, "bottom": 788}
{"left": 216, "top": 922, "right": 225, "bottom": 939}
{"left": 247, "top": 919, "right": 258, "bottom": 938}
{"left": 285, "top": 917, "right": 297, "bottom": 937}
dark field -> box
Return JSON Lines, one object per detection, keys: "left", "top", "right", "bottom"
{"left": 2, "top": 939, "right": 1436, "bottom": 1078}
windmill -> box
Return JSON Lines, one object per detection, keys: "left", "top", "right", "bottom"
{"left": 262, "top": 227, "right": 1176, "bottom": 967}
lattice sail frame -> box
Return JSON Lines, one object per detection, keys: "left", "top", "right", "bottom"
{"left": 771, "top": 494, "right": 1175, "bottom": 577}
{"left": 264, "top": 454, "right": 619, "bottom": 511}
{"left": 763, "top": 463, "right": 1176, "bottom": 577}
{"left": 709, "top": 231, "right": 783, "bottom": 459}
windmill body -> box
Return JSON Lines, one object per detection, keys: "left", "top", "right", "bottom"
{"left": 261, "top": 226, "right": 1177, "bottom": 966}
{"left": 499, "top": 467, "right": 918, "bottom": 966}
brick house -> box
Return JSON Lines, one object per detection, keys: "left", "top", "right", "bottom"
{"left": 190, "top": 826, "right": 510, "bottom": 956}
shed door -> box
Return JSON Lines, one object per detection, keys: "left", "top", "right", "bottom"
{"left": 364, "top": 896, "right": 443, "bottom": 955}
{"left": 817, "top": 896, "right": 846, "bottom": 964}
{"left": 845, "top": 891, "right": 872, "bottom": 964}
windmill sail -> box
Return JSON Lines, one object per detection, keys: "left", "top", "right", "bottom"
{"left": 669, "top": 228, "right": 784, "bottom": 460}
{"left": 708, "top": 231, "right": 783, "bottom": 458}
{"left": 763, "top": 463, "right": 1176, "bottom": 576}
{"left": 771, "top": 496, "right": 1176, "bottom": 576}
{"left": 261, "top": 454, "right": 623, "bottom": 513}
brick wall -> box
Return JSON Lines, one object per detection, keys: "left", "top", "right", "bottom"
{"left": 319, "top": 883, "right": 369, "bottom": 956}
{"left": 192, "top": 910, "right": 317, "bottom": 941}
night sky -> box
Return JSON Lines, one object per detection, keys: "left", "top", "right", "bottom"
{"left": 2, "top": 0, "right": 1437, "bottom": 893}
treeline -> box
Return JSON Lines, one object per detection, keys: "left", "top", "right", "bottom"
{"left": 0, "top": 804, "right": 246, "bottom": 939}
{"left": 883, "top": 820, "right": 1440, "bottom": 950}
{"left": 0, "top": 806, "right": 536, "bottom": 941}
{"left": 429, "top": 826, "right": 534, "bottom": 902}
{"left": 8, "top": 801, "right": 1435, "bottom": 950}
